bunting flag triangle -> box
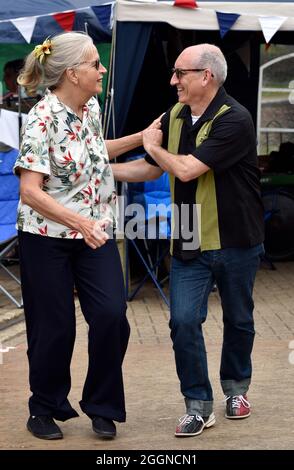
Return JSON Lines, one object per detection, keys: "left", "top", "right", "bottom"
{"left": 11, "top": 16, "right": 37, "bottom": 43}
{"left": 91, "top": 5, "right": 112, "bottom": 32}
{"left": 216, "top": 11, "right": 240, "bottom": 38}
{"left": 258, "top": 16, "right": 287, "bottom": 43}
{"left": 53, "top": 11, "right": 76, "bottom": 32}
{"left": 173, "top": 0, "right": 198, "bottom": 9}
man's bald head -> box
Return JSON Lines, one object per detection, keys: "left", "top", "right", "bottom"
{"left": 178, "top": 44, "right": 227, "bottom": 86}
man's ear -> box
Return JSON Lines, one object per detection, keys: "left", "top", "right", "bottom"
{"left": 66, "top": 67, "right": 78, "bottom": 85}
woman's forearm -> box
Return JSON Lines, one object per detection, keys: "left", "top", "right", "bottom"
{"left": 20, "top": 184, "right": 85, "bottom": 231}
{"left": 111, "top": 158, "right": 163, "bottom": 182}
{"left": 105, "top": 132, "right": 142, "bottom": 160}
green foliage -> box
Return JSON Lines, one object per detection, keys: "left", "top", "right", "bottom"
{"left": 0, "top": 42, "right": 111, "bottom": 106}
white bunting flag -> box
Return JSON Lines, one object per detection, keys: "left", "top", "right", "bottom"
{"left": 11, "top": 16, "right": 37, "bottom": 43}
{"left": 259, "top": 16, "right": 287, "bottom": 43}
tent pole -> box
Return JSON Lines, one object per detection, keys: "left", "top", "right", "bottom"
{"left": 17, "top": 85, "right": 22, "bottom": 148}
{"left": 103, "top": 3, "right": 117, "bottom": 139}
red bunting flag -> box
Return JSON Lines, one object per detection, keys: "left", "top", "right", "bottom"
{"left": 173, "top": 0, "right": 198, "bottom": 9}
{"left": 53, "top": 11, "right": 76, "bottom": 31}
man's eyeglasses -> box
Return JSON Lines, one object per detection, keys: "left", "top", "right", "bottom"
{"left": 72, "top": 59, "right": 100, "bottom": 70}
{"left": 171, "top": 68, "right": 214, "bottom": 79}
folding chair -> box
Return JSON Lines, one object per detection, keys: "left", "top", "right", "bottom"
{"left": 0, "top": 145, "right": 23, "bottom": 308}
{"left": 123, "top": 158, "right": 171, "bottom": 307}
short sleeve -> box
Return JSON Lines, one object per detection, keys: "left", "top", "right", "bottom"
{"left": 193, "top": 109, "right": 256, "bottom": 173}
{"left": 14, "top": 108, "right": 51, "bottom": 176}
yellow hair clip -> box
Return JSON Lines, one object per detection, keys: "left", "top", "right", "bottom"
{"left": 34, "top": 39, "right": 52, "bottom": 64}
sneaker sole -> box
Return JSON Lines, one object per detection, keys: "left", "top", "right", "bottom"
{"left": 175, "top": 413, "right": 216, "bottom": 437}
{"left": 27, "top": 424, "right": 63, "bottom": 440}
{"left": 225, "top": 411, "right": 251, "bottom": 419}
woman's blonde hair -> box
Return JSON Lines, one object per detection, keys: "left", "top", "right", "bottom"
{"left": 17, "top": 31, "right": 94, "bottom": 96}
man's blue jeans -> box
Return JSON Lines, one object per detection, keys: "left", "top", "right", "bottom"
{"left": 169, "top": 244, "right": 264, "bottom": 417}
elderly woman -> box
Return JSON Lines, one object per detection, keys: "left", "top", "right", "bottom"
{"left": 14, "top": 31, "right": 157, "bottom": 441}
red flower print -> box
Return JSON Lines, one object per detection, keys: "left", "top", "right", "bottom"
{"left": 63, "top": 151, "right": 73, "bottom": 163}
{"left": 38, "top": 225, "right": 48, "bottom": 235}
{"left": 65, "top": 130, "right": 77, "bottom": 141}
{"left": 69, "top": 230, "right": 78, "bottom": 239}
{"left": 38, "top": 122, "right": 47, "bottom": 133}
{"left": 83, "top": 186, "right": 92, "bottom": 196}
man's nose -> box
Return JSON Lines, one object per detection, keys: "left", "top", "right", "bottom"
{"left": 170, "top": 74, "right": 178, "bottom": 86}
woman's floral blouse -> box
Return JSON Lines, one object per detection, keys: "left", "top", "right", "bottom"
{"left": 14, "top": 89, "right": 116, "bottom": 239}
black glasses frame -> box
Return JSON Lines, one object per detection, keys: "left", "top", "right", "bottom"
{"left": 171, "top": 67, "right": 214, "bottom": 79}
{"left": 72, "top": 59, "right": 100, "bottom": 70}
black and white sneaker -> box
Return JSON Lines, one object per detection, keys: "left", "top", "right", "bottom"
{"left": 175, "top": 412, "right": 216, "bottom": 437}
{"left": 27, "top": 415, "right": 63, "bottom": 440}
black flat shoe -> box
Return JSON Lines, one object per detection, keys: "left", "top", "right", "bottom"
{"left": 92, "top": 416, "right": 116, "bottom": 438}
{"left": 27, "top": 415, "right": 63, "bottom": 440}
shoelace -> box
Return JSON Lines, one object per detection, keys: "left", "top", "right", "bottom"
{"left": 178, "top": 414, "right": 203, "bottom": 425}
{"left": 225, "top": 395, "right": 250, "bottom": 409}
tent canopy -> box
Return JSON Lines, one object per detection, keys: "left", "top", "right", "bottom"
{"left": 111, "top": 0, "right": 294, "bottom": 137}
{"left": 117, "top": 0, "right": 294, "bottom": 31}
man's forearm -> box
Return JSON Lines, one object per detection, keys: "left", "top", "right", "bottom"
{"left": 145, "top": 144, "right": 209, "bottom": 182}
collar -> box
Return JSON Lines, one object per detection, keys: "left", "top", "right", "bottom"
{"left": 176, "top": 87, "right": 228, "bottom": 123}
{"left": 44, "top": 88, "right": 90, "bottom": 117}
{"left": 44, "top": 89, "right": 65, "bottom": 114}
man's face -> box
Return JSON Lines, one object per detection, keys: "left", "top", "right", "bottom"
{"left": 170, "top": 52, "right": 205, "bottom": 106}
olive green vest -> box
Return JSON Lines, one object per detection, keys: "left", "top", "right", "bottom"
{"left": 168, "top": 102, "right": 230, "bottom": 254}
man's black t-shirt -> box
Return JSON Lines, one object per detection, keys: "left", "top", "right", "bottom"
{"left": 145, "top": 87, "right": 264, "bottom": 259}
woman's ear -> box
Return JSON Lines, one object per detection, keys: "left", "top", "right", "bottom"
{"left": 66, "top": 67, "right": 78, "bottom": 85}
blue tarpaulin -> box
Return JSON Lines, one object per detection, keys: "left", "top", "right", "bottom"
{"left": 0, "top": 1, "right": 113, "bottom": 43}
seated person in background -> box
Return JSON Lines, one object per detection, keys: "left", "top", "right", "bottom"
{"left": 1, "top": 59, "right": 24, "bottom": 105}
{"left": 267, "top": 142, "right": 294, "bottom": 174}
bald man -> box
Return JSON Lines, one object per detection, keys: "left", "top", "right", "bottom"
{"left": 112, "top": 44, "right": 264, "bottom": 437}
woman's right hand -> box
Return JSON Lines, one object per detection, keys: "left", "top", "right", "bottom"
{"left": 79, "top": 218, "right": 110, "bottom": 249}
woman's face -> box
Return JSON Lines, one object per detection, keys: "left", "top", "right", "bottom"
{"left": 74, "top": 46, "right": 107, "bottom": 98}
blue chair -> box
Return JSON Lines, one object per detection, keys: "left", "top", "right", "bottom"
{"left": 123, "top": 157, "right": 171, "bottom": 307}
{"left": 0, "top": 146, "right": 23, "bottom": 308}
